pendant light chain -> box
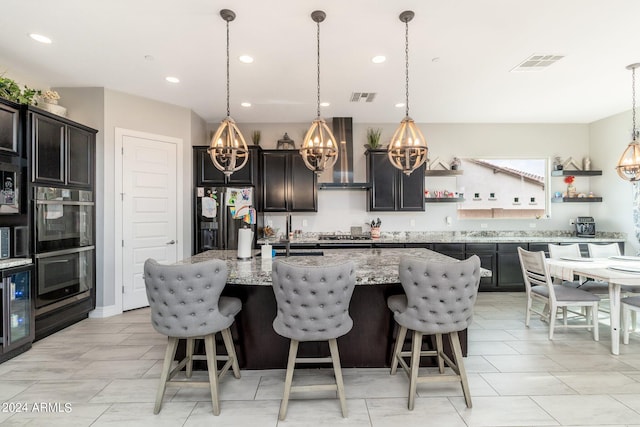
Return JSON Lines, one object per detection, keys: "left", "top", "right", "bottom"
{"left": 633, "top": 66, "right": 637, "bottom": 141}
{"left": 316, "top": 19, "right": 321, "bottom": 118}
{"left": 226, "top": 18, "right": 230, "bottom": 118}
{"left": 405, "top": 19, "right": 410, "bottom": 118}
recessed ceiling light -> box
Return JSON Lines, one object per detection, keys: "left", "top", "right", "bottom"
{"left": 239, "top": 55, "right": 254, "bottom": 64}
{"left": 395, "top": 103, "right": 405, "bottom": 108}
{"left": 165, "top": 76, "right": 180, "bottom": 83}
{"left": 372, "top": 55, "right": 386, "bottom": 64}
{"left": 320, "top": 102, "right": 330, "bottom": 107}
{"left": 29, "top": 33, "right": 52, "bottom": 44}
{"left": 241, "top": 102, "right": 252, "bottom": 107}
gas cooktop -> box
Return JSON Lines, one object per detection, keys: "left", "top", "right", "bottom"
{"left": 318, "top": 234, "right": 371, "bottom": 241}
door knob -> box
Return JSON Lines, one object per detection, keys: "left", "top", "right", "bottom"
{"left": 166, "top": 240, "right": 176, "bottom": 245}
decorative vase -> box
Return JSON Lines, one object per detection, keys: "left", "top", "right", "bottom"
{"left": 45, "top": 99, "right": 58, "bottom": 105}
{"left": 567, "top": 184, "right": 577, "bottom": 198}
{"left": 371, "top": 227, "right": 381, "bottom": 239}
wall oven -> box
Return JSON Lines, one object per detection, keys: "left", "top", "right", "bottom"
{"left": 34, "top": 186, "right": 93, "bottom": 252}
{"left": 34, "top": 246, "right": 94, "bottom": 313}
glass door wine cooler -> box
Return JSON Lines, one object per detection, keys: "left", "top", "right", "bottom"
{"left": 1, "top": 263, "right": 34, "bottom": 362}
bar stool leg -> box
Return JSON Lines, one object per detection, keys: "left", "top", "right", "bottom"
{"left": 185, "top": 338, "right": 195, "bottom": 378}
{"left": 390, "top": 325, "right": 407, "bottom": 375}
{"left": 221, "top": 327, "right": 241, "bottom": 379}
{"left": 450, "top": 331, "right": 472, "bottom": 408}
{"left": 408, "top": 330, "right": 422, "bottom": 410}
{"left": 279, "top": 339, "right": 299, "bottom": 421}
{"left": 328, "top": 338, "right": 348, "bottom": 417}
{"left": 204, "top": 333, "right": 221, "bottom": 415}
{"left": 154, "top": 337, "right": 179, "bottom": 414}
{"left": 435, "top": 333, "right": 445, "bottom": 374}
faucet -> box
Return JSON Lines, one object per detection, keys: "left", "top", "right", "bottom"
{"left": 285, "top": 213, "right": 292, "bottom": 257}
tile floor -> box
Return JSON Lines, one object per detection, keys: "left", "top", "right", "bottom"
{"left": 1, "top": 292, "right": 640, "bottom": 426}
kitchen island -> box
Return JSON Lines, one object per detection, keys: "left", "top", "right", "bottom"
{"left": 180, "top": 248, "right": 490, "bottom": 369}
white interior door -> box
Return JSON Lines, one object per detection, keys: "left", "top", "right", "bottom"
{"left": 121, "top": 133, "right": 179, "bottom": 310}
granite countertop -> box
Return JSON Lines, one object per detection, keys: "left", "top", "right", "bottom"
{"left": 180, "top": 248, "right": 492, "bottom": 286}
{"left": 0, "top": 258, "right": 33, "bottom": 270}
{"left": 258, "top": 230, "right": 625, "bottom": 245}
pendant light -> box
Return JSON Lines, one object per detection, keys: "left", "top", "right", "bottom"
{"left": 616, "top": 63, "right": 640, "bottom": 182}
{"left": 388, "top": 10, "right": 428, "bottom": 176}
{"left": 208, "top": 9, "right": 249, "bottom": 177}
{"left": 300, "top": 10, "right": 338, "bottom": 174}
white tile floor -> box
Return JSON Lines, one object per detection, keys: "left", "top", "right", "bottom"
{"left": 1, "top": 292, "right": 640, "bottom": 426}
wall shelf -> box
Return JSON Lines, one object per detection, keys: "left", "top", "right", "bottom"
{"left": 425, "top": 197, "right": 464, "bottom": 203}
{"left": 425, "top": 169, "right": 463, "bottom": 176}
{"left": 551, "top": 170, "right": 602, "bottom": 177}
{"left": 551, "top": 197, "right": 602, "bottom": 203}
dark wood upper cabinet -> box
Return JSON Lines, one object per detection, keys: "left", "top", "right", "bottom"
{"left": 30, "top": 110, "right": 96, "bottom": 188}
{"left": 194, "top": 145, "right": 259, "bottom": 187}
{"left": 262, "top": 150, "right": 317, "bottom": 212}
{"left": 0, "top": 99, "right": 21, "bottom": 156}
{"left": 366, "top": 149, "right": 425, "bottom": 211}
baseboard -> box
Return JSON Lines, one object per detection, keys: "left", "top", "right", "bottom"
{"left": 89, "top": 304, "right": 122, "bottom": 318}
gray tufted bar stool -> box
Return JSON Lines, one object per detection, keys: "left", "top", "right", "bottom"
{"left": 271, "top": 259, "right": 356, "bottom": 420}
{"left": 143, "top": 258, "right": 241, "bottom": 415}
{"left": 388, "top": 255, "right": 481, "bottom": 410}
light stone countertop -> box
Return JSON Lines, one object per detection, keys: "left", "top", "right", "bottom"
{"left": 0, "top": 258, "right": 32, "bottom": 270}
{"left": 258, "top": 230, "right": 625, "bottom": 245}
{"left": 179, "top": 248, "right": 491, "bottom": 286}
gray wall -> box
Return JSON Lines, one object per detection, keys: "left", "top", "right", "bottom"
{"left": 55, "top": 87, "right": 207, "bottom": 313}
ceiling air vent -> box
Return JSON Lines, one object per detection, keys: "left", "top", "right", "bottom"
{"left": 511, "top": 54, "right": 565, "bottom": 72}
{"left": 350, "top": 92, "right": 377, "bottom": 102}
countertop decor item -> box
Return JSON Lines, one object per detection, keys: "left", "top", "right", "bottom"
{"left": 388, "top": 10, "right": 428, "bottom": 176}
{"left": 208, "top": 9, "right": 249, "bottom": 177}
{"left": 616, "top": 62, "right": 640, "bottom": 181}
{"left": 365, "top": 128, "right": 382, "bottom": 149}
{"left": 299, "top": 10, "right": 338, "bottom": 174}
{"left": 251, "top": 130, "right": 261, "bottom": 145}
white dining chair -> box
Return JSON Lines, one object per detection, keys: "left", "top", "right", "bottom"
{"left": 622, "top": 296, "right": 640, "bottom": 344}
{"left": 518, "top": 247, "right": 600, "bottom": 341}
{"left": 587, "top": 243, "right": 621, "bottom": 258}
{"left": 548, "top": 243, "right": 581, "bottom": 259}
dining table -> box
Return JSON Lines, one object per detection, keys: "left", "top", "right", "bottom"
{"left": 546, "top": 255, "right": 640, "bottom": 355}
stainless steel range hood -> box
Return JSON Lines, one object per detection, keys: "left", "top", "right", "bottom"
{"left": 318, "top": 182, "right": 370, "bottom": 190}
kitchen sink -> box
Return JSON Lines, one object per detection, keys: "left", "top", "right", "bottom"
{"left": 272, "top": 250, "right": 324, "bottom": 257}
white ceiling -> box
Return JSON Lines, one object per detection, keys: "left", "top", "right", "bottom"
{"left": 1, "top": 0, "right": 639, "bottom": 125}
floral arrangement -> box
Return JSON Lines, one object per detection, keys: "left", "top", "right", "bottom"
{"left": 41, "top": 90, "right": 60, "bottom": 103}
{"left": 563, "top": 175, "right": 575, "bottom": 184}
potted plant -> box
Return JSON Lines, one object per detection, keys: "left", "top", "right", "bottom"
{"left": 251, "top": 130, "right": 261, "bottom": 146}
{"left": 0, "top": 75, "right": 41, "bottom": 105}
{"left": 364, "top": 128, "right": 382, "bottom": 150}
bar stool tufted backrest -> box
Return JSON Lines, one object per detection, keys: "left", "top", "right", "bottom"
{"left": 271, "top": 260, "right": 356, "bottom": 342}
{"left": 395, "top": 255, "right": 481, "bottom": 335}
{"left": 144, "top": 259, "right": 233, "bottom": 338}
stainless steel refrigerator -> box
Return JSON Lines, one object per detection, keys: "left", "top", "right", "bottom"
{"left": 194, "top": 186, "right": 256, "bottom": 254}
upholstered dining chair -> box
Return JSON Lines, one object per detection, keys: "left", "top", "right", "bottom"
{"left": 271, "top": 259, "right": 356, "bottom": 420}
{"left": 143, "top": 259, "right": 241, "bottom": 415}
{"left": 387, "top": 255, "right": 481, "bottom": 410}
{"left": 518, "top": 247, "right": 600, "bottom": 341}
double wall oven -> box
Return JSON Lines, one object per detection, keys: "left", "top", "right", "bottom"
{"left": 33, "top": 187, "right": 94, "bottom": 314}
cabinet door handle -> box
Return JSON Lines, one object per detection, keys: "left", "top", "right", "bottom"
{"left": 166, "top": 240, "right": 176, "bottom": 245}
